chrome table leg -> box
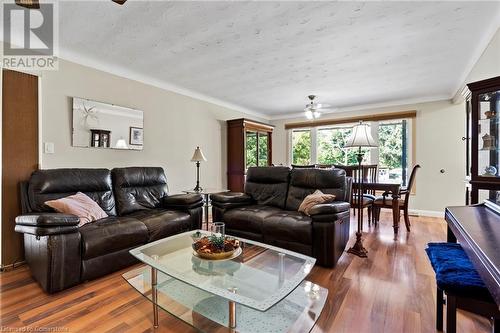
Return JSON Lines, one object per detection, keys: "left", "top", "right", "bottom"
{"left": 152, "top": 266, "right": 159, "bottom": 328}
{"left": 228, "top": 287, "right": 238, "bottom": 329}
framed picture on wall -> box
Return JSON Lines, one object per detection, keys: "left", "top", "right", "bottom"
{"left": 129, "top": 127, "right": 144, "bottom": 145}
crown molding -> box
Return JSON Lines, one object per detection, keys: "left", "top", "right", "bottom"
{"left": 57, "top": 47, "right": 271, "bottom": 121}
{"left": 269, "top": 94, "right": 451, "bottom": 121}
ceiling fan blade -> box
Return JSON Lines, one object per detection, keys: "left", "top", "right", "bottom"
{"left": 112, "top": 0, "right": 127, "bottom": 4}
{"left": 15, "top": 0, "right": 40, "bottom": 9}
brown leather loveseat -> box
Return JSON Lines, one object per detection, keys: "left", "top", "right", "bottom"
{"left": 15, "top": 167, "right": 203, "bottom": 293}
{"left": 212, "top": 166, "right": 352, "bottom": 267}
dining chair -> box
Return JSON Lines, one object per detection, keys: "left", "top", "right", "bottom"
{"left": 372, "top": 164, "right": 421, "bottom": 231}
{"left": 336, "top": 164, "right": 378, "bottom": 226}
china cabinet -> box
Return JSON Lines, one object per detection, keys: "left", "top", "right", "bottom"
{"left": 227, "top": 118, "right": 273, "bottom": 191}
{"left": 468, "top": 76, "right": 500, "bottom": 204}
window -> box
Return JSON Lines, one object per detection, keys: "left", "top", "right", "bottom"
{"left": 291, "top": 129, "right": 311, "bottom": 165}
{"left": 378, "top": 120, "right": 408, "bottom": 185}
{"left": 289, "top": 119, "right": 412, "bottom": 185}
{"left": 317, "top": 127, "right": 370, "bottom": 165}
{"left": 246, "top": 131, "right": 270, "bottom": 169}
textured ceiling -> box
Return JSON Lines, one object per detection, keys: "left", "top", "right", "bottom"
{"left": 58, "top": 1, "right": 500, "bottom": 117}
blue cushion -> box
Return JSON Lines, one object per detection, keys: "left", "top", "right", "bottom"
{"left": 425, "top": 242, "right": 493, "bottom": 302}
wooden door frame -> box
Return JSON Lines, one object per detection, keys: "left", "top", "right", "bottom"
{"left": 0, "top": 69, "right": 42, "bottom": 269}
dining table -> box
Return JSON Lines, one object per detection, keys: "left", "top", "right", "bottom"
{"left": 353, "top": 182, "right": 401, "bottom": 234}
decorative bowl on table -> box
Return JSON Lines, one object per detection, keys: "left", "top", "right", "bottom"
{"left": 192, "top": 235, "right": 240, "bottom": 260}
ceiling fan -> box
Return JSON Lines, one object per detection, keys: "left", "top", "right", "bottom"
{"left": 304, "top": 95, "right": 332, "bottom": 120}
{"left": 15, "top": 0, "right": 126, "bottom": 9}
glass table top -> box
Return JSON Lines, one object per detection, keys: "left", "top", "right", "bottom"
{"left": 129, "top": 230, "right": 316, "bottom": 311}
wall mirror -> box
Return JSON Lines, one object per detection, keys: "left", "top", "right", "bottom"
{"left": 72, "top": 97, "right": 143, "bottom": 150}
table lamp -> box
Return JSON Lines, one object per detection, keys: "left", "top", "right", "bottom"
{"left": 191, "top": 146, "right": 207, "bottom": 192}
{"left": 344, "top": 121, "right": 378, "bottom": 258}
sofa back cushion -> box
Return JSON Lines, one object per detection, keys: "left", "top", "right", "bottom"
{"left": 286, "top": 168, "right": 347, "bottom": 211}
{"left": 112, "top": 167, "right": 168, "bottom": 215}
{"left": 28, "top": 168, "right": 116, "bottom": 216}
{"left": 245, "top": 166, "right": 290, "bottom": 208}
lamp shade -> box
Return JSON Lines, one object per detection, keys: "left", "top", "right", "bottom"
{"left": 345, "top": 121, "right": 378, "bottom": 148}
{"left": 190, "top": 146, "right": 207, "bottom": 162}
{"left": 115, "top": 138, "right": 128, "bottom": 149}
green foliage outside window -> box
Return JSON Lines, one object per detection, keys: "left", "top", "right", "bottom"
{"left": 246, "top": 132, "right": 257, "bottom": 168}
{"left": 246, "top": 132, "right": 269, "bottom": 168}
{"left": 378, "top": 123, "right": 403, "bottom": 170}
{"left": 292, "top": 130, "right": 311, "bottom": 165}
{"left": 317, "top": 127, "right": 365, "bottom": 165}
{"left": 258, "top": 134, "right": 268, "bottom": 166}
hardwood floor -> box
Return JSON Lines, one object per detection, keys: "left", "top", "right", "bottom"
{"left": 0, "top": 212, "right": 492, "bottom": 333}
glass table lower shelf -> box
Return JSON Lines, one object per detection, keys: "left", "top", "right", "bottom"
{"left": 123, "top": 265, "right": 327, "bottom": 333}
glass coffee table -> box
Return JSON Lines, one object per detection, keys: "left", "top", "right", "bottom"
{"left": 123, "top": 230, "right": 328, "bottom": 332}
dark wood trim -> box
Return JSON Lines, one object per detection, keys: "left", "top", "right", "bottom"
{"left": 284, "top": 110, "right": 417, "bottom": 130}
{"left": 2, "top": 69, "right": 39, "bottom": 265}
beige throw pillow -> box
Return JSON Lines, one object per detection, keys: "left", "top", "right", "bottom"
{"left": 45, "top": 192, "right": 108, "bottom": 227}
{"left": 298, "top": 190, "right": 336, "bottom": 216}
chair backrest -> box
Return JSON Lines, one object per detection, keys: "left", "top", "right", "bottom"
{"left": 403, "top": 164, "right": 421, "bottom": 208}
{"left": 27, "top": 168, "right": 116, "bottom": 216}
{"left": 245, "top": 166, "right": 290, "bottom": 208}
{"left": 285, "top": 168, "right": 347, "bottom": 211}
{"left": 362, "top": 164, "right": 378, "bottom": 195}
{"left": 315, "top": 164, "right": 333, "bottom": 169}
{"left": 291, "top": 164, "right": 316, "bottom": 169}
{"left": 333, "top": 165, "right": 356, "bottom": 177}
{"left": 112, "top": 167, "right": 168, "bottom": 215}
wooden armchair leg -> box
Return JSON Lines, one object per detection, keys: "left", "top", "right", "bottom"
{"left": 446, "top": 293, "right": 457, "bottom": 333}
{"left": 404, "top": 212, "right": 411, "bottom": 232}
{"left": 436, "top": 287, "right": 444, "bottom": 331}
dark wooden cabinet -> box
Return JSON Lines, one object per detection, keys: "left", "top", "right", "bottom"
{"left": 467, "top": 76, "right": 500, "bottom": 204}
{"left": 227, "top": 118, "right": 274, "bottom": 192}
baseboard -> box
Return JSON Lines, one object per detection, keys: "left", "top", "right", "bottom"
{"left": 0, "top": 261, "right": 26, "bottom": 272}
{"left": 408, "top": 209, "right": 444, "bottom": 218}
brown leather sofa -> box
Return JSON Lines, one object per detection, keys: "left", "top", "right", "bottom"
{"left": 15, "top": 167, "right": 203, "bottom": 293}
{"left": 212, "top": 166, "right": 352, "bottom": 267}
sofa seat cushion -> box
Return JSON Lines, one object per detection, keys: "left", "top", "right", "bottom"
{"left": 79, "top": 216, "right": 149, "bottom": 260}
{"left": 263, "top": 211, "right": 312, "bottom": 245}
{"left": 126, "top": 209, "right": 192, "bottom": 241}
{"left": 224, "top": 205, "right": 282, "bottom": 234}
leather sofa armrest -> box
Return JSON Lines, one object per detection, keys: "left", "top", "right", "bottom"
{"left": 163, "top": 193, "right": 203, "bottom": 209}
{"left": 211, "top": 192, "right": 254, "bottom": 206}
{"left": 15, "top": 224, "right": 79, "bottom": 236}
{"left": 309, "top": 201, "right": 350, "bottom": 217}
{"left": 16, "top": 213, "right": 80, "bottom": 227}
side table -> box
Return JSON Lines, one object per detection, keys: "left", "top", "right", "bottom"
{"left": 183, "top": 189, "right": 229, "bottom": 230}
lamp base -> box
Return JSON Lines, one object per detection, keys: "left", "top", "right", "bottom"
{"left": 347, "top": 232, "right": 368, "bottom": 258}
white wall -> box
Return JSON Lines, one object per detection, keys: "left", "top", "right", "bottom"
{"left": 271, "top": 100, "right": 465, "bottom": 215}
{"left": 39, "top": 59, "right": 267, "bottom": 193}
{"left": 465, "top": 27, "right": 500, "bottom": 83}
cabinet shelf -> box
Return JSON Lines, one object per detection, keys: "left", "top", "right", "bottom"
{"left": 468, "top": 75, "right": 500, "bottom": 204}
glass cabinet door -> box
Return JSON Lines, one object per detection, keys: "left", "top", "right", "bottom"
{"left": 246, "top": 131, "right": 257, "bottom": 169}
{"left": 258, "top": 133, "right": 269, "bottom": 166}
{"left": 478, "top": 89, "right": 500, "bottom": 178}
{"left": 245, "top": 131, "right": 270, "bottom": 169}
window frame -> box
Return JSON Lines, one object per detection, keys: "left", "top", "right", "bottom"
{"left": 288, "top": 118, "right": 415, "bottom": 186}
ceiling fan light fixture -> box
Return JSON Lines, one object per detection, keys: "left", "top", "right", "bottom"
{"left": 313, "top": 111, "right": 321, "bottom": 119}
{"left": 305, "top": 110, "right": 314, "bottom": 120}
